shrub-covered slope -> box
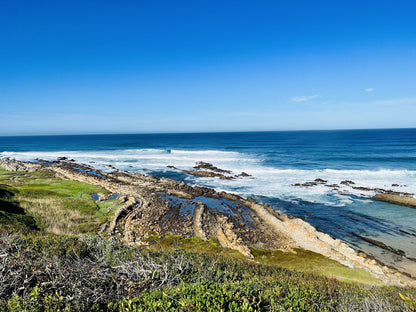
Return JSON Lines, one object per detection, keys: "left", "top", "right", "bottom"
{"left": 1, "top": 233, "right": 415, "bottom": 312}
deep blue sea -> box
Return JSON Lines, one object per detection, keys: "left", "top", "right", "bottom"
{"left": 1, "top": 129, "right": 416, "bottom": 272}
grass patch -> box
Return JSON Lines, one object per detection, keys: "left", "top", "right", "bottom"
{"left": 0, "top": 168, "right": 15, "bottom": 180}
{"left": 145, "top": 235, "right": 247, "bottom": 260}
{"left": 143, "top": 234, "right": 380, "bottom": 285}
{"left": 251, "top": 248, "right": 381, "bottom": 285}
{"left": 0, "top": 184, "right": 39, "bottom": 233}
{"left": 0, "top": 168, "right": 120, "bottom": 235}
{"left": 96, "top": 198, "right": 120, "bottom": 218}
{"left": 0, "top": 211, "right": 39, "bottom": 233}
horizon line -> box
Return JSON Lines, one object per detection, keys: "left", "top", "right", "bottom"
{"left": 0, "top": 127, "right": 415, "bottom": 138}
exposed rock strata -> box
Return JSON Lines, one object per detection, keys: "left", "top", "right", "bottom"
{"left": 107, "top": 196, "right": 137, "bottom": 235}
{"left": 193, "top": 203, "right": 208, "bottom": 241}
{"left": 1, "top": 159, "right": 415, "bottom": 286}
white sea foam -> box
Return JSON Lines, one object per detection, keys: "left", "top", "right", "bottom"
{"left": 2, "top": 149, "right": 415, "bottom": 206}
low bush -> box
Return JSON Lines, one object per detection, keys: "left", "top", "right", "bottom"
{"left": 0, "top": 233, "right": 414, "bottom": 311}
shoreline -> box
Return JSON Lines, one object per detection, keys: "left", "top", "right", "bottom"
{"left": 1, "top": 158, "right": 415, "bottom": 286}
{"left": 292, "top": 178, "right": 416, "bottom": 209}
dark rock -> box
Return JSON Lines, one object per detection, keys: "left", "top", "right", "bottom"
{"left": 340, "top": 180, "right": 355, "bottom": 185}
{"left": 238, "top": 172, "right": 252, "bottom": 177}
{"left": 326, "top": 184, "right": 339, "bottom": 190}
{"left": 399, "top": 229, "right": 416, "bottom": 237}
{"left": 352, "top": 186, "right": 372, "bottom": 192}
{"left": 193, "top": 161, "right": 232, "bottom": 174}
{"left": 182, "top": 169, "right": 235, "bottom": 180}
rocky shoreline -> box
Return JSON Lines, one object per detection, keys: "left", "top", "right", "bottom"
{"left": 292, "top": 178, "right": 416, "bottom": 208}
{"left": 1, "top": 158, "right": 415, "bottom": 287}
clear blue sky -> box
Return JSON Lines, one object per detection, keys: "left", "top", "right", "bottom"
{"left": 1, "top": 1, "right": 416, "bottom": 135}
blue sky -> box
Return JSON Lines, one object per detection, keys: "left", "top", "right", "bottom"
{"left": 1, "top": 1, "right": 416, "bottom": 135}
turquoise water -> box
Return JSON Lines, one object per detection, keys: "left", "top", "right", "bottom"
{"left": 1, "top": 129, "right": 416, "bottom": 271}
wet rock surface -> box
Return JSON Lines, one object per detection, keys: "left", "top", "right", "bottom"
{"left": 1, "top": 158, "right": 415, "bottom": 286}
{"left": 193, "top": 161, "right": 232, "bottom": 174}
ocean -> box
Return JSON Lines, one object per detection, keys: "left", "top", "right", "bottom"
{"left": 1, "top": 128, "right": 416, "bottom": 272}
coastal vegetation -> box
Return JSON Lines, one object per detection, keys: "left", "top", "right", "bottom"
{"left": 0, "top": 167, "right": 115, "bottom": 235}
{"left": 0, "top": 166, "right": 415, "bottom": 311}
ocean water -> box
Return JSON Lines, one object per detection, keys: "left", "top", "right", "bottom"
{"left": 1, "top": 129, "right": 416, "bottom": 271}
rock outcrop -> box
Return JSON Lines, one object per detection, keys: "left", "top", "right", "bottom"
{"left": 168, "top": 161, "right": 252, "bottom": 180}
{"left": 0, "top": 159, "right": 42, "bottom": 173}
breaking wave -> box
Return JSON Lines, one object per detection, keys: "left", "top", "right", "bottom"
{"left": 2, "top": 149, "right": 415, "bottom": 207}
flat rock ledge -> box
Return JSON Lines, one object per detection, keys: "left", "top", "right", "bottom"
{"left": 1, "top": 159, "right": 415, "bottom": 287}
{"left": 373, "top": 193, "right": 416, "bottom": 208}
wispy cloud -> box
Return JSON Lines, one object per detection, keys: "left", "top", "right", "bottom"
{"left": 226, "top": 112, "right": 267, "bottom": 117}
{"left": 290, "top": 94, "right": 320, "bottom": 103}
{"left": 371, "top": 97, "right": 416, "bottom": 106}
{"left": 365, "top": 88, "right": 374, "bottom": 92}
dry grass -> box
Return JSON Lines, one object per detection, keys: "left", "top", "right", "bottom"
{"left": 18, "top": 196, "right": 100, "bottom": 235}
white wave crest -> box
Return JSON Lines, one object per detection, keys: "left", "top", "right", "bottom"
{"left": 1, "top": 149, "right": 415, "bottom": 206}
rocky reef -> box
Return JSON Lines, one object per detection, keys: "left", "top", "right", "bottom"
{"left": 292, "top": 178, "right": 416, "bottom": 208}
{"left": 167, "top": 161, "right": 252, "bottom": 180}
{"left": 1, "top": 158, "right": 415, "bottom": 287}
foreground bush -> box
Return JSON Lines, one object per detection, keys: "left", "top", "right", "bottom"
{"left": 0, "top": 233, "right": 414, "bottom": 311}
